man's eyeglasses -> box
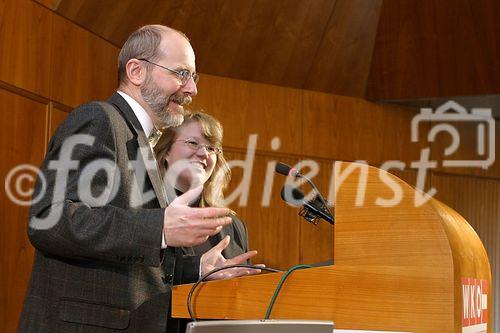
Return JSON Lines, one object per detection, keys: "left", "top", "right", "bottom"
{"left": 138, "top": 58, "right": 199, "bottom": 86}
{"left": 176, "top": 138, "right": 222, "bottom": 155}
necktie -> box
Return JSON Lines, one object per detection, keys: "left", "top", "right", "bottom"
{"left": 146, "top": 127, "right": 168, "bottom": 203}
{"left": 148, "top": 127, "right": 162, "bottom": 148}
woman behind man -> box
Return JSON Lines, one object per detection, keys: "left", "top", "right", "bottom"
{"left": 155, "top": 111, "right": 249, "bottom": 261}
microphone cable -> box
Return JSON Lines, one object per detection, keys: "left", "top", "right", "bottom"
{"left": 187, "top": 264, "right": 280, "bottom": 321}
{"left": 186, "top": 264, "right": 312, "bottom": 321}
{"left": 264, "top": 264, "right": 312, "bottom": 319}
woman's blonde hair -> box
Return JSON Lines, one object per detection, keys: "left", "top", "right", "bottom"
{"left": 155, "top": 111, "right": 231, "bottom": 207}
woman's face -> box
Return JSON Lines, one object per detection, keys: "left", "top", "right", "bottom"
{"left": 165, "top": 121, "right": 217, "bottom": 191}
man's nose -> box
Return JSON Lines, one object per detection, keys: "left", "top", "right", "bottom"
{"left": 183, "top": 76, "right": 198, "bottom": 96}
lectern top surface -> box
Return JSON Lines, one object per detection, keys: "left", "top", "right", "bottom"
{"left": 185, "top": 319, "right": 334, "bottom": 333}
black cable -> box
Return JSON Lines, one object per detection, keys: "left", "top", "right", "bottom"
{"left": 187, "top": 264, "right": 281, "bottom": 321}
{"left": 264, "top": 264, "right": 311, "bottom": 319}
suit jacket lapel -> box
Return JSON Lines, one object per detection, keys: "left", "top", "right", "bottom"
{"left": 107, "top": 93, "right": 167, "bottom": 208}
{"left": 136, "top": 130, "right": 168, "bottom": 208}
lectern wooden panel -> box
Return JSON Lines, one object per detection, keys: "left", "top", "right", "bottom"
{"left": 172, "top": 162, "right": 492, "bottom": 333}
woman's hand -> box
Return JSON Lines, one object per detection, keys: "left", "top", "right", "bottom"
{"left": 200, "top": 235, "right": 263, "bottom": 280}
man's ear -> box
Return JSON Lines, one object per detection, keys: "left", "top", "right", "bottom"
{"left": 125, "top": 59, "right": 146, "bottom": 86}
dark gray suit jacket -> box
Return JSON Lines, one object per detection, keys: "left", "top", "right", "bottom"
{"left": 18, "top": 93, "right": 199, "bottom": 333}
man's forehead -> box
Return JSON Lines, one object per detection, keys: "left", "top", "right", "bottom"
{"left": 158, "top": 35, "right": 196, "bottom": 69}
{"left": 159, "top": 30, "right": 192, "bottom": 50}
{"left": 160, "top": 31, "right": 192, "bottom": 51}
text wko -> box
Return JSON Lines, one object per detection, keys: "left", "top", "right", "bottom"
{"left": 462, "top": 278, "right": 488, "bottom": 333}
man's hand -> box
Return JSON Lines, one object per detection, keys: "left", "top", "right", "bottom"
{"left": 163, "top": 186, "right": 232, "bottom": 247}
{"left": 200, "top": 235, "right": 263, "bottom": 280}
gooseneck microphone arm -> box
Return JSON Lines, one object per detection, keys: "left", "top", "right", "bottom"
{"left": 275, "top": 162, "right": 333, "bottom": 216}
{"left": 280, "top": 185, "right": 334, "bottom": 225}
{"left": 296, "top": 172, "right": 333, "bottom": 218}
{"left": 276, "top": 162, "right": 334, "bottom": 225}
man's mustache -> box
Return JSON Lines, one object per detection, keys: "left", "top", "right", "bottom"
{"left": 170, "top": 94, "right": 192, "bottom": 106}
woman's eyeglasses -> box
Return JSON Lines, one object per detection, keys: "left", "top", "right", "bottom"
{"left": 175, "top": 138, "right": 222, "bottom": 155}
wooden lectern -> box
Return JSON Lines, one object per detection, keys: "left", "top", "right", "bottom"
{"left": 172, "top": 162, "right": 492, "bottom": 332}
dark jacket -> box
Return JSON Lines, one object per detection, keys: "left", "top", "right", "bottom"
{"left": 18, "top": 93, "right": 199, "bottom": 333}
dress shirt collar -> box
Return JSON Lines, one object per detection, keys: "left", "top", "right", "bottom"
{"left": 117, "top": 90, "right": 154, "bottom": 137}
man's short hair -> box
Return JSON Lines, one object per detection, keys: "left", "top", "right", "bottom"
{"left": 117, "top": 25, "right": 187, "bottom": 84}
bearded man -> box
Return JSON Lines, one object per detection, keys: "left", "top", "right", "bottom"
{"left": 18, "top": 25, "right": 259, "bottom": 333}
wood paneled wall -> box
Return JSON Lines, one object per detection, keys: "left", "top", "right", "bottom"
{"left": 0, "top": 89, "right": 47, "bottom": 332}
{"left": 1, "top": 0, "right": 498, "bottom": 331}
{"left": 367, "top": 0, "right": 500, "bottom": 100}
{"left": 0, "top": 0, "right": 117, "bottom": 331}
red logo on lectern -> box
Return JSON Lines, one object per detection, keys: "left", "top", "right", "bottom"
{"left": 462, "top": 278, "right": 487, "bottom": 333}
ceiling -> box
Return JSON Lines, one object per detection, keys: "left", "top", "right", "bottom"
{"left": 37, "top": 0, "right": 500, "bottom": 118}
{"left": 38, "top": 0, "right": 383, "bottom": 98}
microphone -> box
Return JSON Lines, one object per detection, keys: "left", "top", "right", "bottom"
{"left": 275, "top": 162, "right": 334, "bottom": 225}
{"left": 280, "top": 184, "right": 334, "bottom": 225}
{"left": 275, "top": 162, "right": 300, "bottom": 177}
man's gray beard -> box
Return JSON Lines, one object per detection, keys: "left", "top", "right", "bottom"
{"left": 141, "top": 79, "right": 185, "bottom": 128}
